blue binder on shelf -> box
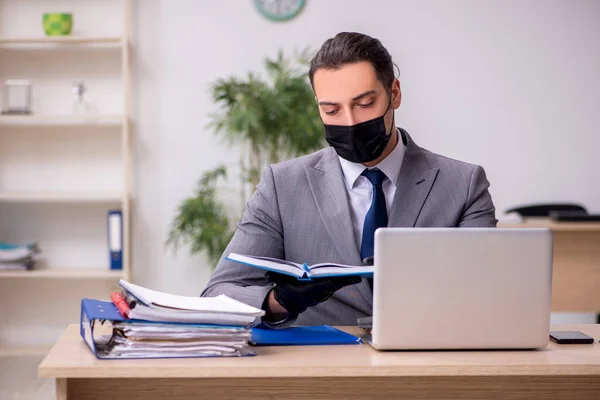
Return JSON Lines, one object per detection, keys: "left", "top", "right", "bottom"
{"left": 250, "top": 325, "right": 363, "bottom": 346}
{"left": 107, "top": 210, "right": 122, "bottom": 270}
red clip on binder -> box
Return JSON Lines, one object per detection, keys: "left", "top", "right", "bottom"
{"left": 110, "top": 291, "right": 130, "bottom": 318}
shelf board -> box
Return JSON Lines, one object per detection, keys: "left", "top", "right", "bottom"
{"left": 0, "top": 192, "right": 123, "bottom": 203}
{"left": 0, "top": 114, "right": 125, "bottom": 127}
{"left": 0, "top": 36, "right": 124, "bottom": 47}
{"left": 0, "top": 268, "right": 124, "bottom": 279}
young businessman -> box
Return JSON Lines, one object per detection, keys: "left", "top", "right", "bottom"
{"left": 201, "top": 32, "right": 497, "bottom": 327}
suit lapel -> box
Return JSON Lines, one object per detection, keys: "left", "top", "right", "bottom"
{"left": 305, "top": 149, "right": 362, "bottom": 266}
{"left": 388, "top": 130, "right": 440, "bottom": 227}
{"left": 305, "top": 150, "right": 373, "bottom": 308}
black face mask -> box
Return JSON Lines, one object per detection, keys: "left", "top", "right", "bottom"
{"left": 323, "top": 99, "right": 394, "bottom": 164}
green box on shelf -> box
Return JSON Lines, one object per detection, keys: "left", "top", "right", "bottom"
{"left": 42, "top": 13, "right": 73, "bottom": 36}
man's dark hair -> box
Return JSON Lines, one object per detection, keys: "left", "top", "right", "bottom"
{"left": 309, "top": 32, "right": 396, "bottom": 92}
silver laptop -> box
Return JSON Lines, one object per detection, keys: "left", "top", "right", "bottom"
{"left": 370, "top": 227, "right": 553, "bottom": 350}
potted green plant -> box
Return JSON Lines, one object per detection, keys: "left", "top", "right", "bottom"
{"left": 167, "top": 49, "right": 325, "bottom": 267}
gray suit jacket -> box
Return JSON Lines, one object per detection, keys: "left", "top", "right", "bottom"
{"left": 201, "top": 128, "right": 497, "bottom": 326}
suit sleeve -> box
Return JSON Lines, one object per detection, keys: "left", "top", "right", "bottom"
{"left": 459, "top": 165, "right": 498, "bottom": 228}
{"left": 200, "top": 165, "right": 286, "bottom": 326}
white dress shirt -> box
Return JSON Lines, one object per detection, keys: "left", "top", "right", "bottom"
{"left": 338, "top": 130, "right": 406, "bottom": 252}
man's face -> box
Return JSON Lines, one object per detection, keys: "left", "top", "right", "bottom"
{"left": 313, "top": 61, "right": 401, "bottom": 130}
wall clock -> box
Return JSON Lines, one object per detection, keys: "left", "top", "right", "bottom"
{"left": 253, "top": 0, "right": 306, "bottom": 22}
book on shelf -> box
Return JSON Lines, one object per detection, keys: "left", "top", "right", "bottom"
{"left": 0, "top": 241, "right": 39, "bottom": 271}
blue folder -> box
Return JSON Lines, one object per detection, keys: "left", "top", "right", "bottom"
{"left": 250, "top": 325, "right": 363, "bottom": 346}
{"left": 80, "top": 298, "right": 125, "bottom": 359}
{"left": 80, "top": 298, "right": 256, "bottom": 359}
{"left": 107, "top": 210, "right": 123, "bottom": 270}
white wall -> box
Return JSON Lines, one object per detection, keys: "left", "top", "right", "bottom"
{"left": 133, "top": 0, "right": 600, "bottom": 297}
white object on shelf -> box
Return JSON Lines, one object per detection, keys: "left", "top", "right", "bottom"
{"left": 0, "top": 268, "right": 124, "bottom": 279}
{"left": 1, "top": 79, "right": 32, "bottom": 114}
{"left": 0, "top": 114, "right": 124, "bottom": 126}
{"left": 0, "top": 192, "right": 123, "bottom": 203}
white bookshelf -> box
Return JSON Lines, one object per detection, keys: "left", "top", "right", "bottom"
{"left": 0, "top": 0, "right": 133, "bottom": 350}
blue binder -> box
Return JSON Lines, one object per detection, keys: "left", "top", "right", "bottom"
{"left": 80, "top": 298, "right": 256, "bottom": 359}
{"left": 80, "top": 298, "right": 126, "bottom": 359}
{"left": 107, "top": 210, "right": 123, "bottom": 270}
{"left": 250, "top": 325, "right": 363, "bottom": 346}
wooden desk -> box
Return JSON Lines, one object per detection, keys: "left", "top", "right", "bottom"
{"left": 498, "top": 218, "right": 600, "bottom": 312}
{"left": 40, "top": 324, "right": 600, "bottom": 400}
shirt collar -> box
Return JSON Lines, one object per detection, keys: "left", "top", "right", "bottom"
{"left": 339, "top": 129, "right": 406, "bottom": 190}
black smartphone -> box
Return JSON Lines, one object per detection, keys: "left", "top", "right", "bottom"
{"left": 549, "top": 331, "right": 594, "bottom": 344}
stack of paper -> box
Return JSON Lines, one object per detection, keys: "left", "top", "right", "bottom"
{"left": 0, "top": 242, "right": 39, "bottom": 271}
{"left": 99, "top": 323, "right": 253, "bottom": 358}
{"left": 120, "top": 280, "right": 263, "bottom": 326}
{"left": 82, "top": 280, "right": 266, "bottom": 359}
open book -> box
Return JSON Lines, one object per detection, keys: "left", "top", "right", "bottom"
{"left": 225, "top": 253, "right": 373, "bottom": 281}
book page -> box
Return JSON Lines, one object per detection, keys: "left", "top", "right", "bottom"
{"left": 309, "top": 262, "right": 362, "bottom": 269}
{"left": 226, "top": 253, "right": 305, "bottom": 278}
{"left": 250, "top": 255, "right": 303, "bottom": 269}
{"left": 309, "top": 265, "right": 373, "bottom": 277}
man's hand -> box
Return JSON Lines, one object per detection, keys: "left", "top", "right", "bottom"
{"left": 265, "top": 272, "right": 362, "bottom": 317}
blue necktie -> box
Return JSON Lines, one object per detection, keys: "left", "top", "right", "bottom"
{"left": 360, "top": 168, "right": 388, "bottom": 261}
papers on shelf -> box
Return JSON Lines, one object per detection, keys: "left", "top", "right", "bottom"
{"left": 0, "top": 242, "right": 39, "bottom": 271}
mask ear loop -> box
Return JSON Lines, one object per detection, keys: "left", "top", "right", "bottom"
{"left": 384, "top": 88, "right": 395, "bottom": 136}
{"left": 388, "top": 62, "right": 401, "bottom": 136}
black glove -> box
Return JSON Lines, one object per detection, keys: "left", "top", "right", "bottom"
{"left": 266, "top": 272, "right": 362, "bottom": 316}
